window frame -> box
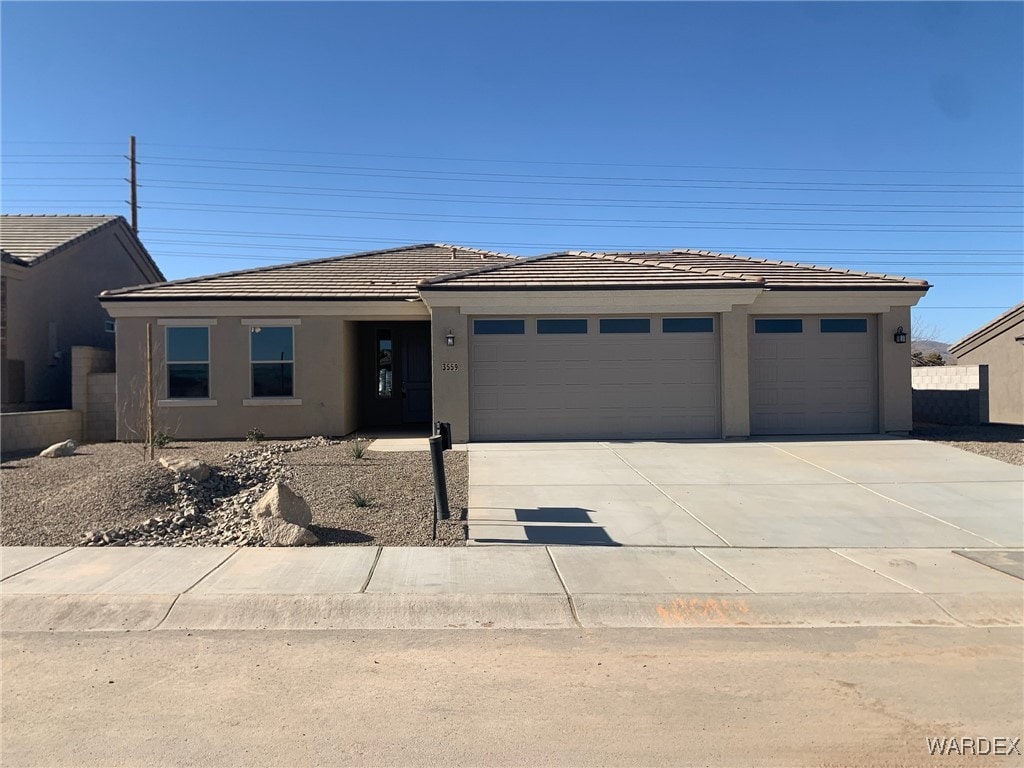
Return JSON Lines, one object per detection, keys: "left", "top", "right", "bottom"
{"left": 165, "top": 325, "right": 211, "bottom": 400}
{"left": 248, "top": 325, "right": 295, "bottom": 399}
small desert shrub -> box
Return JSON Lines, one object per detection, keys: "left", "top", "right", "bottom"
{"left": 149, "top": 431, "right": 174, "bottom": 449}
{"left": 350, "top": 489, "right": 371, "bottom": 508}
{"left": 350, "top": 440, "right": 366, "bottom": 459}
{"left": 246, "top": 427, "right": 266, "bottom": 443}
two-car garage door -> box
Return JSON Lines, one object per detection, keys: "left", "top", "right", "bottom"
{"left": 468, "top": 313, "right": 880, "bottom": 440}
{"left": 469, "top": 315, "right": 720, "bottom": 440}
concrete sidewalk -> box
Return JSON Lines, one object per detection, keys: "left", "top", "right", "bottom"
{"left": 1, "top": 545, "right": 1021, "bottom": 632}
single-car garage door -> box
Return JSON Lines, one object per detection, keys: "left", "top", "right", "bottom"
{"left": 469, "top": 315, "right": 720, "bottom": 441}
{"left": 749, "top": 315, "right": 878, "bottom": 435}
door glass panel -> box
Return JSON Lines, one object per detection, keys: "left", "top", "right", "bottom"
{"left": 376, "top": 330, "right": 393, "bottom": 399}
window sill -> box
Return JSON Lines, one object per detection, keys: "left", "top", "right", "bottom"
{"left": 157, "top": 399, "right": 218, "bottom": 407}
{"left": 242, "top": 398, "right": 303, "bottom": 407}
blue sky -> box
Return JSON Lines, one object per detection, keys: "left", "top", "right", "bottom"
{"left": 2, "top": 1, "right": 1021, "bottom": 342}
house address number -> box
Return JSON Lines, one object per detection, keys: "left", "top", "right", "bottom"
{"left": 442, "top": 362, "right": 460, "bottom": 372}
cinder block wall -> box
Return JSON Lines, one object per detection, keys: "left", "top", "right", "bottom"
{"left": 71, "top": 346, "right": 116, "bottom": 443}
{"left": 911, "top": 365, "right": 989, "bottom": 425}
{"left": 0, "top": 409, "right": 83, "bottom": 454}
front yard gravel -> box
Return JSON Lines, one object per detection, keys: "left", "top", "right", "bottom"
{"left": 0, "top": 439, "right": 467, "bottom": 547}
{"left": 911, "top": 423, "right": 1024, "bottom": 466}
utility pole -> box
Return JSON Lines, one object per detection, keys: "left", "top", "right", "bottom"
{"left": 128, "top": 135, "right": 138, "bottom": 233}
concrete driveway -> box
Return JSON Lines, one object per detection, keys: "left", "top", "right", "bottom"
{"left": 467, "top": 438, "right": 1024, "bottom": 547}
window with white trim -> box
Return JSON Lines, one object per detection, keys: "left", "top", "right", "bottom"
{"left": 166, "top": 327, "right": 210, "bottom": 398}
{"left": 250, "top": 326, "right": 294, "bottom": 398}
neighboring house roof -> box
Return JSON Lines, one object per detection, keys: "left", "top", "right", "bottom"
{"left": 421, "top": 248, "right": 930, "bottom": 291}
{"left": 0, "top": 214, "right": 165, "bottom": 279}
{"left": 101, "top": 244, "right": 516, "bottom": 302}
{"left": 949, "top": 301, "right": 1024, "bottom": 357}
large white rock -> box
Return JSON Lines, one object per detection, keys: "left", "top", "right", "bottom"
{"left": 39, "top": 440, "right": 77, "bottom": 458}
{"left": 252, "top": 482, "right": 312, "bottom": 528}
{"left": 158, "top": 457, "right": 212, "bottom": 483}
{"left": 259, "top": 517, "right": 319, "bottom": 547}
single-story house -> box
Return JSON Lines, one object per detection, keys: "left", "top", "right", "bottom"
{"left": 948, "top": 302, "right": 1024, "bottom": 426}
{"left": 1, "top": 215, "right": 165, "bottom": 409}
{"left": 99, "top": 243, "right": 929, "bottom": 443}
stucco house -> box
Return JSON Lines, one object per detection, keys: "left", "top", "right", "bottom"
{"left": 1, "top": 215, "right": 165, "bottom": 409}
{"left": 949, "top": 302, "right": 1024, "bottom": 426}
{"left": 99, "top": 243, "right": 929, "bottom": 443}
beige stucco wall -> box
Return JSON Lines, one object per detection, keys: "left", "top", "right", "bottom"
{"left": 955, "top": 317, "right": 1024, "bottom": 425}
{"left": 113, "top": 315, "right": 353, "bottom": 441}
{"left": 429, "top": 307, "right": 471, "bottom": 442}
{"left": 1, "top": 224, "right": 161, "bottom": 408}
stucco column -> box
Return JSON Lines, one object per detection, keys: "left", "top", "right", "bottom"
{"left": 430, "top": 307, "right": 470, "bottom": 442}
{"left": 719, "top": 306, "right": 750, "bottom": 438}
{"left": 879, "top": 305, "right": 913, "bottom": 433}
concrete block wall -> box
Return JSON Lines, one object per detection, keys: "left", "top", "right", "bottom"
{"left": 86, "top": 372, "right": 116, "bottom": 441}
{"left": 911, "top": 365, "right": 989, "bottom": 426}
{"left": 71, "top": 346, "right": 116, "bottom": 443}
{"left": 0, "top": 409, "right": 83, "bottom": 454}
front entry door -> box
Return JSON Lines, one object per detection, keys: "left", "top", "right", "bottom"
{"left": 360, "top": 322, "right": 433, "bottom": 427}
{"left": 401, "top": 324, "right": 431, "bottom": 422}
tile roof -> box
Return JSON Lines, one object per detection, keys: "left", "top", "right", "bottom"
{"left": 101, "top": 244, "right": 516, "bottom": 301}
{"left": 418, "top": 252, "right": 763, "bottom": 290}
{"left": 421, "top": 249, "right": 930, "bottom": 291}
{"left": 0, "top": 215, "right": 121, "bottom": 264}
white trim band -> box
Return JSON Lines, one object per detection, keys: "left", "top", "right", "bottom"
{"left": 157, "top": 399, "right": 219, "bottom": 407}
{"left": 157, "top": 318, "right": 218, "bottom": 326}
{"left": 242, "top": 318, "right": 301, "bottom": 326}
{"left": 242, "top": 398, "right": 303, "bottom": 407}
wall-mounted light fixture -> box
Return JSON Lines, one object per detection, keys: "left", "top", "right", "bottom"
{"left": 445, "top": 330, "right": 456, "bottom": 347}
{"left": 893, "top": 325, "right": 908, "bottom": 344}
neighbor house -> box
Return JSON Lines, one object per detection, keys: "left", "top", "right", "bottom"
{"left": 948, "top": 302, "right": 1024, "bottom": 426}
{"left": 99, "top": 244, "right": 929, "bottom": 443}
{"left": 1, "top": 215, "right": 165, "bottom": 409}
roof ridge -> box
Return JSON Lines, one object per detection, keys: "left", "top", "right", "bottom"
{"left": 585, "top": 251, "right": 766, "bottom": 285}
{"left": 949, "top": 301, "right": 1024, "bottom": 354}
{"left": 103, "top": 243, "right": 516, "bottom": 297}
{"left": 667, "top": 248, "right": 929, "bottom": 287}
{"left": 419, "top": 252, "right": 562, "bottom": 287}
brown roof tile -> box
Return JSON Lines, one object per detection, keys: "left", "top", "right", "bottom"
{"left": 0, "top": 214, "right": 121, "bottom": 263}
{"left": 102, "top": 243, "right": 516, "bottom": 301}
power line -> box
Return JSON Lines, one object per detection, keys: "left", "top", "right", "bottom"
{"left": 135, "top": 201, "right": 1024, "bottom": 232}
{"left": 139, "top": 156, "right": 1024, "bottom": 192}
{"left": 146, "top": 227, "right": 1024, "bottom": 254}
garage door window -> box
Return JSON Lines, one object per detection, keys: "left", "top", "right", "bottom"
{"left": 473, "top": 319, "right": 525, "bottom": 335}
{"left": 600, "top": 318, "right": 650, "bottom": 334}
{"left": 820, "top": 318, "right": 868, "bottom": 333}
{"left": 537, "top": 319, "right": 587, "bottom": 334}
{"left": 755, "top": 319, "right": 803, "bottom": 334}
{"left": 663, "top": 317, "right": 714, "bottom": 333}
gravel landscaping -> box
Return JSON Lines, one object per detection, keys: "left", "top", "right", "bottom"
{"left": 0, "top": 438, "right": 467, "bottom": 547}
{"left": 912, "top": 422, "right": 1024, "bottom": 466}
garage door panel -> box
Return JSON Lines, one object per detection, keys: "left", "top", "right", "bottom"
{"left": 470, "top": 315, "right": 721, "bottom": 440}
{"left": 750, "top": 315, "right": 878, "bottom": 435}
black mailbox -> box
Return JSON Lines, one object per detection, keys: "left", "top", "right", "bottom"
{"left": 434, "top": 421, "right": 452, "bottom": 451}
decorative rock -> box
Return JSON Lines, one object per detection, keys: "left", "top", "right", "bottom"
{"left": 251, "top": 482, "right": 312, "bottom": 528}
{"left": 158, "top": 457, "right": 212, "bottom": 483}
{"left": 39, "top": 440, "right": 77, "bottom": 458}
{"left": 258, "top": 517, "right": 319, "bottom": 547}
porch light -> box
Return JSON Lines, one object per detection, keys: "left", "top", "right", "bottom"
{"left": 445, "top": 330, "right": 456, "bottom": 347}
{"left": 893, "top": 326, "right": 908, "bottom": 344}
